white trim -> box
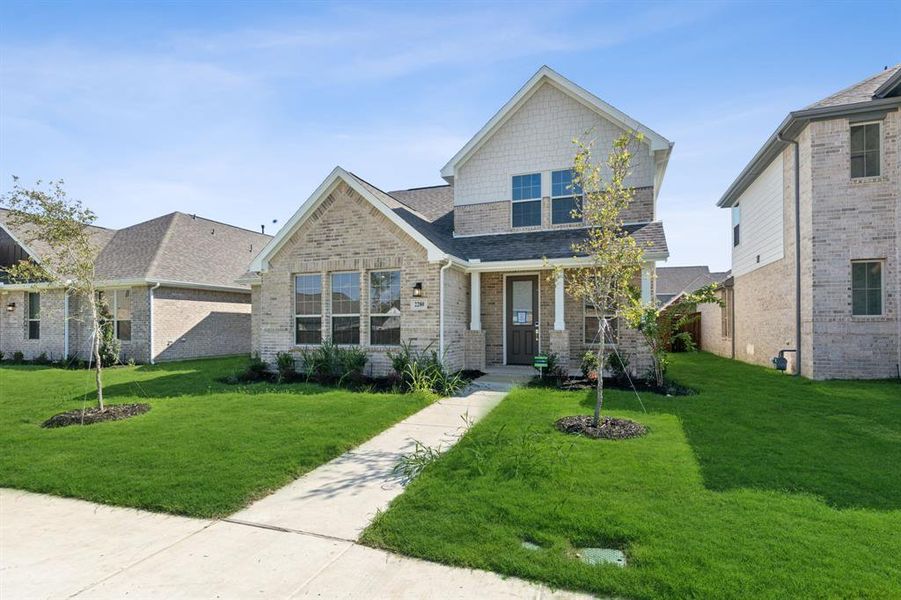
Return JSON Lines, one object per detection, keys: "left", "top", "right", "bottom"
{"left": 249, "top": 167, "right": 449, "bottom": 272}
{"left": 63, "top": 291, "right": 69, "bottom": 358}
{"left": 554, "top": 271, "right": 565, "bottom": 331}
{"left": 641, "top": 263, "right": 653, "bottom": 303}
{"left": 0, "top": 278, "right": 251, "bottom": 294}
{"left": 451, "top": 220, "right": 660, "bottom": 239}
{"left": 149, "top": 282, "right": 160, "bottom": 364}
{"left": 469, "top": 271, "right": 481, "bottom": 331}
{"left": 466, "top": 253, "right": 668, "bottom": 274}
{"left": 439, "top": 260, "right": 452, "bottom": 361}
{"left": 440, "top": 65, "right": 672, "bottom": 181}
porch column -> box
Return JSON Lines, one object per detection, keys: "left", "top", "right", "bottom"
{"left": 554, "top": 271, "right": 565, "bottom": 331}
{"left": 469, "top": 271, "right": 481, "bottom": 331}
{"left": 464, "top": 271, "right": 486, "bottom": 371}
{"left": 641, "top": 262, "right": 653, "bottom": 304}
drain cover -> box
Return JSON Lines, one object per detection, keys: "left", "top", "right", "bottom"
{"left": 521, "top": 541, "right": 542, "bottom": 551}
{"left": 577, "top": 547, "right": 626, "bottom": 567}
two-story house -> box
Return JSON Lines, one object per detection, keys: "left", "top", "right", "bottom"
{"left": 707, "top": 65, "right": 900, "bottom": 379}
{"left": 246, "top": 66, "right": 672, "bottom": 374}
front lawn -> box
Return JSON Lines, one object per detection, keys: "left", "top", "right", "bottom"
{"left": 362, "top": 352, "right": 901, "bottom": 599}
{"left": 0, "top": 357, "right": 430, "bottom": 517}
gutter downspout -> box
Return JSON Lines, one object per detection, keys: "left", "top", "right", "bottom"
{"left": 778, "top": 133, "right": 802, "bottom": 377}
{"left": 438, "top": 259, "right": 452, "bottom": 363}
{"left": 63, "top": 290, "right": 69, "bottom": 360}
{"left": 148, "top": 282, "right": 160, "bottom": 364}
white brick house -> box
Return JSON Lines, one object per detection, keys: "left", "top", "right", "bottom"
{"left": 247, "top": 67, "right": 673, "bottom": 375}
{"left": 705, "top": 65, "right": 900, "bottom": 379}
{"left": 0, "top": 210, "right": 270, "bottom": 363}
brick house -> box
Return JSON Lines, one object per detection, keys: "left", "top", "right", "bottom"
{"left": 246, "top": 66, "right": 672, "bottom": 375}
{"left": 0, "top": 210, "right": 270, "bottom": 363}
{"left": 705, "top": 65, "right": 900, "bottom": 379}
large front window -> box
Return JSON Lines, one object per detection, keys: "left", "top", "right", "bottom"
{"left": 850, "top": 123, "right": 880, "bottom": 178}
{"left": 331, "top": 272, "right": 360, "bottom": 344}
{"left": 551, "top": 169, "right": 582, "bottom": 224}
{"left": 512, "top": 173, "right": 541, "bottom": 228}
{"left": 370, "top": 271, "right": 401, "bottom": 346}
{"left": 295, "top": 274, "right": 322, "bottom": 344}
{"left": 851, "top": 261, "right": 882, "bottom": 316}
{"left": 26, "top": 292, "right": 40, "bottom": 340}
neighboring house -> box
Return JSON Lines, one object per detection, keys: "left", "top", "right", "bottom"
{"left": 245, "top": 66, "right": 672, "bottom": 375}
{"left": 0, "top": 210, "right": 270, "bottom": 363}
{"left": 655, "top": 265, "right": 730, "bottom": 307}
{"left": 711, "top": 64, "right": 900, "bottom": 379}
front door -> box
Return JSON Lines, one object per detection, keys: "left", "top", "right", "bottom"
{"left": 506, "top": 275, "right": 539, "bottom": 365}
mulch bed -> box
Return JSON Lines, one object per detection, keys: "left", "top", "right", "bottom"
{"left": 555, "top": 415, "right": 647, "bottom": 440}
{"left": 41, "top": 403, "right": 151, "bottom": 429}
{"left": 538, "top": 376, "right": 695, "bottom": 397}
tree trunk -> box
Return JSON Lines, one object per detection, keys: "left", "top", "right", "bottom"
{"left": 594, "top": 340, "right": 606, "bottom": 426}
{"left": 91, "top": 307, "right": 104, "bottom": 410}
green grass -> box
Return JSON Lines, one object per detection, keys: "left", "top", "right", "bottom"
{"left": 361, "top": 353, "right": 901, "bottom": 599}
{"left": 0, "top": 356, "right": 430, "bottom": 517}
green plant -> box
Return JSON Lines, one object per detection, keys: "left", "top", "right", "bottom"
{"left": 298, "top": 340, "right": 368, "bottom": 386}
{"left": 671, "top": 331, "right": 697, "bottom": 353}
{"left": 337, "top": 345, "right": 368, "bottom": 385}
{"left": 580, "top": 351, "right": 599, "bottom": 379}
{"left": 0, "top": 351, "right": 4, "bottom": 362}
{"left": 605, "top": 351, "right": 630, "bottom": 381}
{"left": 393, "top": 440, "right": 443, "bottom": 485}
{"left": 97, "top": 301, "right": 120, "bottom": 368}
{"left": 389, "top": 342, "right": 464, "bottom": 396}
{"left": 275, "top": 351, "right": 296, "bottom": 383}
{"left": 12, "top": 351, "right": 25, "bottom": 364}
{"left": 33, "top": 352, "right": 51, "bottom": 365}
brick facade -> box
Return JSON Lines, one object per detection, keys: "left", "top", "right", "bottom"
{"left": 0, "top": 289, "right": 67, "bottom": 361}
{"left": 454, "top": 187, "right": 654, "bottom": 236}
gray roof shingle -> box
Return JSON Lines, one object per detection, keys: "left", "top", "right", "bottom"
{"left": 655, "top": 265, "right": 730, "bottom": 305}
{"left": 807, "top": 64, "right": 901, "bottom": 109}
{"left": 1, "top": 208, "right": 270, "bottom": 289}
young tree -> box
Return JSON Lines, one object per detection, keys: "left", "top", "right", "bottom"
{"left": 624, "top": 283, "right": 722, "bottom": 387}
{"left": 552, "top": 133, "right": 647, "bottom": 425}
{"left": 2, "top": 177, "right": 111, "bottom": 409}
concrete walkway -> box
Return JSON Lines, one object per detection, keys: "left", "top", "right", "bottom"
{"left": 2, "top": 370, "right": 594, "bottom": 599}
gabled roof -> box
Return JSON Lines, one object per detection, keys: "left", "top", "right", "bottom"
{"left": 248, "top": 167, "right": 452, "bottom": 272}
{"left": 1, "top": 208, "right": 270, "bottom": 290}
{"left": 439, "top": 66, "right": 672, "bottom": 182}
{"left": 718, "top": 64, "right": 901, "bottom": 208}
{"left": 655, "top": 265, "right": 729, "bottom": 307}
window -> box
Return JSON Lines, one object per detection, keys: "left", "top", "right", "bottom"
{"left": 294, "top": 274, "right": 322, "bottom": 344}
{"left": 26, "top": 292, "right": 40, "bottom": 340}
{"left": 584, "top": 300, "right": 618, "bottom": 345}
{"left": 331, "top": 272, "right": 360, "bottom": 344}
{"left": 512, "top": 173, "right": 541, "bottom": 227}
{"left": 851, "top": 261, "right": 882, "bottom": 316}
{"left": 370, "top": 271, "right": 401, "bottom": 345}
{"left": 551, "top": 169, "right": 582, "bottom": 224}
{"left": 850, "top": 123, "right": 880, "bottom": 178}
{"left": 113, "top": 289, "right": 132, "bottom": 341}
{"left": 732, "top": 205, "right": 741, "bottom": 247}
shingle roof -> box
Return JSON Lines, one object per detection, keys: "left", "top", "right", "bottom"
{"left": 0, "top": 207, "right": 115, "bottom": 263}
{"left": 656, "top": 265, "right": 729, "bottom": 305}
{"left": 807, "top": 64, "right": 901, "bottom": 109}
{"left": 354, "top": 176, "right": 668, "bottom": 262}
{"left": 1, "top": 208, "right": 270, "bottom": 289}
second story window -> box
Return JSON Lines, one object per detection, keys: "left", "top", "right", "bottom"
{"left": 732, "top": 205, "right": 741, "bottom": 247}
{"left": 551, "top": 169, "right": 582, "bottom": 224}
{"left": 26, "top": 292, "right": 40, "bottom": 340}
{"left": 850, "top": 123, "right": 880, "bottom": 178}
{"left": 851, "top": 261, "right": 882, "bottom": 316}
{"left": 512, "top": 173, "right": 541, "bottom": 228}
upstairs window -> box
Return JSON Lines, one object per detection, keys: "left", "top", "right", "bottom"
{"left": 551, "top": 169, "right": 582, "bottom": 224}
{"left": 732, "top": 205, "right": 741, "bottom": 247}
{"left": 851, "top": 261, "right": 882, "bottom": 316}
{"left": 512, "top": 173, "right": 541, "bottom": 228}
{"left": 26, "top": 292, "right": 40, "bottom": 340}
{"left": 584, "top": 300, "right": 618, "bottom": 345}
{"left": 331, "top": 272, "right": 360, "bottom": 345}
{"left": 370, "top": 271, "right": 401, "bottom": 346}
{"left": 850, "top": 123, "right": 880, "bottom": 178}
{"left": 295, "top": 274, "right": 322, "bottom": 345}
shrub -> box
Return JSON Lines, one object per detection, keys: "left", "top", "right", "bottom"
{"left": 671, "top": 331, "right": 697, "bottom": 353}
{"left": 580, "top": 351, "right": 599, "bottom": 379}
{"left": 12, "top": 351, "right": 25, "bottom": 364}
{"left": 299, "top": 340, "right": 368, "bottom": 386}
{"left": 534, "top": 352, "right": 567, "bottom": 386}
{"left": 606, "top": 351, "right": 631, "bottom": 382}
{"left": 0, "top": 351, "right": 4, "bottom": 362}
{"left": 275, "top": 352, "right": 296, "bottom": 383}
{"left": 389, "top": 343, "right": 464, "bottom": 396}
{"left": 34, "top": 352, "right": 51, "bottom": 365}
{"left": 232, "top": 353, "right": 270, "bottom": 383}
{"left": 98, "top": 303, "right": 120, "bottom": 367}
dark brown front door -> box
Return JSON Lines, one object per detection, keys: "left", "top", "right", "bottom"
{"left": 506, "top": 275, "right": 538, "bottom": 365}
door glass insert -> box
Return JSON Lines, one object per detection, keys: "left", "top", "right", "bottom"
{"left": 511, "top": 280, "right": 534, "bottom": 325}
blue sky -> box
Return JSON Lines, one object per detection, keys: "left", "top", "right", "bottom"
{"left": 1, "top": 1, "right": 898, "bottom": 270}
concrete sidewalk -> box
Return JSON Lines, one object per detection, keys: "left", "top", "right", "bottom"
{"left": 1, "top": 489, "right": 590, "bottom": 599}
